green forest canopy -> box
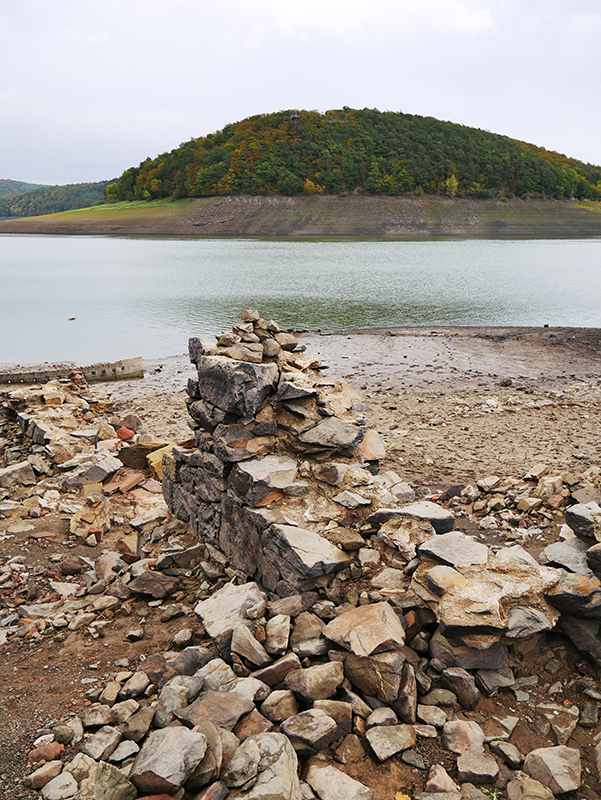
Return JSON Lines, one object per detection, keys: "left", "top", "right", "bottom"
{"left": 107, "top": 108, "right": 601, "bottom": 203}
{"left": 0, "top": 178, "right": 46, "bottom": 198}
{"left": 0, "top": 181, "right": 111, "bottom": 218}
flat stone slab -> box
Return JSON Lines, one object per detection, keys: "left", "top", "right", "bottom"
{"left": 366, "top": 724, "right": 416, "bottom": 761}
{"left": 298, "top": 417, "right": 364, "bottom": 449}
{"left": 398, "top": 501, "right": 455, "bottom": 534}
{"left": 262, "top": 524, "right": 350, "bottom": 578}
{"left": 419, "top": 532, "right": 488, "bottom": 567}
{"left": 306, "top": 763, "right": 374, "bottom": 800}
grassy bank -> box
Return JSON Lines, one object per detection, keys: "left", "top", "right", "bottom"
{"left": 1, "top": 195, "right": 601, "bottom": 238}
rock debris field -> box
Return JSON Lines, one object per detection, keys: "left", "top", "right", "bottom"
{"left": 2, "top": 315, "right": 601, "bottom": 800}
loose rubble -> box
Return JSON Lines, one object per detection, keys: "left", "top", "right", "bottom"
{"left": 3, "top": 314, "right": 601, "bottom": 799}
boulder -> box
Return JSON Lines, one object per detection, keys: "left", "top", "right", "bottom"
{"left": 195, "top": 581, "right": 266, "bottom": 656}
{"left": 523, "top": 746, "right": 581, "bottom": 795}
{"left": 129, "top": 727, "right": 208, "bottom": 795}
{"left": 285, "top": 662, "right": 344, "bottom": 701}
{"left": 191, "top": 354, "right": 279, "bottom": 417}
{"left": 280, "top": 709, "right": 338, "bottom": 753}
{"left": 322, "top": 602, "right": 405, "bottom": 656}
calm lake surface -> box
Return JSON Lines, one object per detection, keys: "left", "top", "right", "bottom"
{"left": 1, "top": 235, "right": 600, "bottom": 365}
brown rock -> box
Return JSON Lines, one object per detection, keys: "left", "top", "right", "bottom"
{"left": 322, "top": 602, "right": 405, "bottom": 657}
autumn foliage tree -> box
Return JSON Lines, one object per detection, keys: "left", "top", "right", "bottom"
{"left": 106, "top": 109, "right": 601, "bottom": 203}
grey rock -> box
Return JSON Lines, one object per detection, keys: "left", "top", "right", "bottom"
{"left": 40, "top": 772, "right": 78, "bottom": 800}
{"left": 80, "top": 726, "right": 122, "bottom": 761}
{"left": 252, "top": 651, "right": 302, "bottom": 686}
{"left": 153, "top": 683, "right": 190, "bottom": 728}
{"left": 430, "top": 628, "right": 508, "bottom": 670}
{"left": 579, "top": 700, "right": 599, "bottom": 728}
{"left": 366, "top": 724, "right": 416, "bottom": 761}
{"left": 262, "top": 690, "right": 300, "bottom": 723}
{"left": 442, "top": 720, "right": 485, "bottom": 754}
{"left": 119, "top": 706, "right": 155, "bottom": 742}
{"left": 229, "top": 455, "right": 298, "bottom": 506}
{"left": 417, "top": 704, "right": 447, "bottom": 728}
{"left": 587, "top": 542, "right": 601, "bottom": 575}
{"left": 23, "top": 761, "right": 63, "bottom": 790}
{"left": 298, "top": 417, "right": 364, "bottom": 449}
{"left": 176, "top": 689, "right": 254, "bottom": 731}
{"left": 366, "top": 707, "right": 398, "bottom": 728}
{"left": 506, "top": 607, "right": 554, "bottom": 638}
{"left": 565, "top": 503, "right": 596, "bottom": 538}
{"left": 222, "top": 736, "right": 261, "bottom": 787}
{"left": 475, "top": 667, "right": 515, "bottom": 695}
{"left": 342, "top": 650, "right": 405, "bottom": 705}
{"left": 440, "top": 667, "right": 480, "bottom": 709}
{"left": 81, "top": 704, "right": 116, "bottom": 728}
{"left": 332, "top": 490, "right": 371, "bottom": 509}
{"left": 371, "top": 568, "right": 405, "bottom": 590}
{"left": 425, "top": 764, "right": 459, "bottom": 794}
{"left": 0, "top": 460, "right": 36, "bottom": 487}
{"left": 281, "top": 708, "right": 338, "bottom": 753}
{"left": 313, "top": 699, "right": 353, "bottom": 741}
{"left": 107, "top": 739, "right": 140, "bottom": 763}
{"left": 322, "top": 602, "right": 405, "bottom": 657}
{"left": 78, "top": 761, "right": 137, "bottom": 800}
{"left": 306, "top": 763, "right": 374, "bottom": 800}
{"left": 456, "top": 750, "right": 499, "bottom": 784}
{"left": 505, "top": 771, "right": 554, "bottom": 800}
{"left": 130, "top": 726, "right": 208, "bottom": 795}
{"left": 195, "top": 581, "right": 266, "bottom": 656}
{"left": 119, "top": 671, "right": 150, "bottom": 699}
{"left": 398, "top": 501, "right": 455, "bottom": 534}
{"left": 490, "top": 740, "right": 523, "bottom": 768}
{"left": 262, "top": 524, "right": 350, "bottom": 583}
{"left": 212, "top": 421, "right": 276, "bottom": 463}
{"left": 523, "top": 745, "right": 581, "bottom": 794}
{"left": 244, "top": 732, "right": 302, "bottom": 800}
{"left": 285, "top": 661, "right": 344, "bottom": 701}
{"left": 265, "top": 614, "right": 291, "bottom": 655}
{"left": 539, "top": 538, "right": 592, "bottom": 575}
{"left": 111, "top": 699, "right": 139, "bottom": 725}
{"left": 191, "top": 354, "right": 279, "bottom": 417}
{"left": 419, "top": 532, "right": 488, "bottom": 567}
{"left": 231, "top": 624, "right": 272, "bottom": 668}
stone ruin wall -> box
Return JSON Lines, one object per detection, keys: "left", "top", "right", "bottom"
{"left": 163, "top": 310, "right": 423, "bottom": 597}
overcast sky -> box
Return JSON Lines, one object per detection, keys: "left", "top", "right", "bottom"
{"left": 1, "top": 0, "right": 600, "bottom": 186}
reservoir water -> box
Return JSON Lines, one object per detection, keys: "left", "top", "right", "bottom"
{"left": 1, "top": 234, "right": 600, "bottom": 365}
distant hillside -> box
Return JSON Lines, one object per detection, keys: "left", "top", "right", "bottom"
{"left": 0, "top": 178, "right": 46, "bottom": 197}
{"left": 106, "top": 108, "right": 601, "bottom": 204}
{"left": 0, "top": 181, "right": 112, "bottom": 218}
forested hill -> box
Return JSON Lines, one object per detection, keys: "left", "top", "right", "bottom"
{"left": 107, "top": 108, "right": 601, "bottom": 203}
{"left": 0, "top": 178, "right": 46, "bottom": 197}
{"left": 0, "top": 181, "right": 112, "bottom": 218}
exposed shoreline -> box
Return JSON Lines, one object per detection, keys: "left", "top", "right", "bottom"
{"left": 1, "top": 195, "right": 601, "bottom": 238}
{"left": 4, "top": 323, "right": 597, "bottom": 485}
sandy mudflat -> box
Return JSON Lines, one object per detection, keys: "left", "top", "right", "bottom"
{"left": 98, "top": 325, "right": 601, "bottom": 485}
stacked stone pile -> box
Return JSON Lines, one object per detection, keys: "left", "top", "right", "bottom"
{"left": 7, "top": 312, "right": 601, "bottom": 799}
